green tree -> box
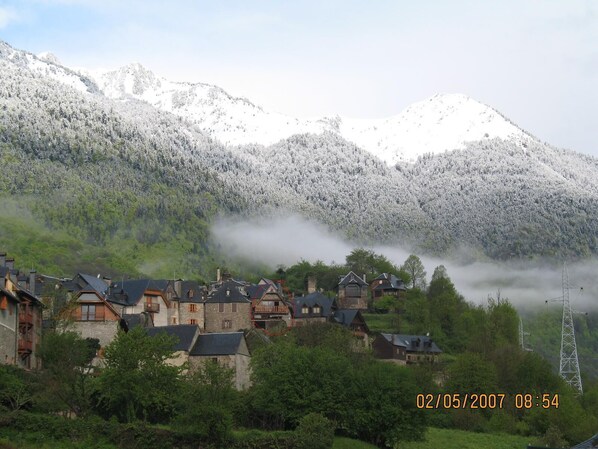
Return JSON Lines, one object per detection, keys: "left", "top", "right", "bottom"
{"left": 296, "top": 413, "right": 334, "bottom": 449}
{"left": 37, "top": 331, "right": 97, "bottom": 416}
{"left": 401, "top": 254, "right": 427, "bottom": 289}
{"left": 347, "top": 361, "right": 426, "bottom": 447}
{"left": 97, "top": 327, "right": 183, "bottom": 423}
{"left": 0, "top": 365, "right": 32, "bottom": 411}
{"left": 446, "top": 352, "right": 498, "bottom": 394}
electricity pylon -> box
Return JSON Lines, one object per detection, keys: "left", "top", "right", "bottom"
{"left": 559, "top": 263, "right": 583, "bottom": 395}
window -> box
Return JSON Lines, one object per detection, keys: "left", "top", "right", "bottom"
{"left": 81, "top": 304, "right": 96, "bottom": 321}
{"left": 172, "top": 317, "right": 177, "bottom": 324}
{"left": 301, "top": 306, "right": 309, "bottom": 314}
{"left": 232, "top": 303, "right": 237, "bottom": 313}
{"left": 190, "top": 319, "right": 197, "bottom": 325}
{"left": 222, "top": 319, "right": 232, "bottom": 329}
{"left": 346, "top": 284, "right": 360, "bottom": 297}
{"left": 219, "top": 303, "right": 225, "bottom": 313}
{"left": 189, "top": 304, "right": 197, "bottom": 312}
{"left": 313, "top": 306, "right": 321, "bottom": 314}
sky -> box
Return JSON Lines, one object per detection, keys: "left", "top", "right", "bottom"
{"left": 0, "top": 0, "right": 596, "bottom": 156}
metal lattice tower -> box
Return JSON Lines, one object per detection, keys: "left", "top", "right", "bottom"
{"left": 559, "top": 263, "right": 583, "bottom": 394}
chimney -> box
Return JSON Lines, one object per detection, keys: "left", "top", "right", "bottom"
{"left": 102, "top": 276, "right": 111, "bottom": 287}
{"left": 363, "top": 273, "right": 366, "bottom": 283}
{"left": 5, "top": 258, "right": 14, "bottom": 270}
{"left": 216, "top": 267, "right": 221, "bottom": 283}
{"left": 29, "top": 270, "right": 36, "bottom": 295}
{"left": 307, "top": 275, "right": 317, "bottom": 294}
{"left": 174, "top": 279, "right": 182, "bottom": 297}
{"left": 0, "top": 252, "right": 5, "bottom": 267}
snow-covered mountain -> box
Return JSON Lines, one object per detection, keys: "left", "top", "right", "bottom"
{"left": 87, "top": 63, "right": 531, "bottom": 165}
{"left": 2, "top": 39, "right": 598, "bottom": 261}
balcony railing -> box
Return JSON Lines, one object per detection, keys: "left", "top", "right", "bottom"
{"left": 144, "top": 302, "right": 160, "bottom": 313}
{"left": 19, "top": 313, "right": 33, "bottom": 326}
{"left": 18, "top": 339, "right": 33, "bottom": 353}
{"left": 253, "top": 306, "right": 288, "bottom": 314}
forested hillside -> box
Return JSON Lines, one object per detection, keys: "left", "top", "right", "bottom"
{"left": 2, "top": 38, "right": 598, "bottom": 280}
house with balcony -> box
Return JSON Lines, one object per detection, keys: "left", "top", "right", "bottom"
{"left": 0, "top": 270, "right": 19, "bottom": 365}
{"left": 0, "top": 253, "right": 44, "bottom": 369}
{"left": 247, "top": 278, "right": 292, "bottom": 331}
{"left": 106, "top": 279, "right": 170, "bottom": 327}
{"left": 167, "top": 280, "right": 206, "bottom": 328}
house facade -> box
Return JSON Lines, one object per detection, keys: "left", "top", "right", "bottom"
{"left": 204, "top": 281, "right": 252, "bottom": 333}
{"left": 370, "top": 273, "right": 407, "bottom": 300}
{"left": 107, "top": 280, "right": 170, "bottom": 327}
{"left": 337, "top": 271, "right": 368, "bottom": 310}
{"left": 0, "top": 267, "right": 19, "bottom": 365}
{"left": 248, "top": 278, "right": 292, "bottom": 331}
{"left": 372, "top": 333, "right": 442, "bottom": 364}
{"left": 189, "top": 332, "right": 251, "bottom": 390}
{"left": 291, "top": 292, "right": 337, "bottom": 326}
{"left": 71, "top": 290, "right": 121, "bottom": 348}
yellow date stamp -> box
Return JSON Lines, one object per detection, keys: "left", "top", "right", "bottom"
{"left": 416, "top": 393, "right": 559, "bottom": 410}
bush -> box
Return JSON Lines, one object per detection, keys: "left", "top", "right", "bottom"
{"left": 295, "top": 413, "right": 333, "bottom": 449}
{"left": 231, "top": 429, "right": 298, "bottom": 449}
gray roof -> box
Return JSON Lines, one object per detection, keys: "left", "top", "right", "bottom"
{"left": 338, "top": 271, "right": 368, "bottom": 287}
{"left": 206, "top": 281, "right": 250, "bottom": 304}
{"left": 147, "top": 325, "right": 199, "bottom": 352}
{"left": 372, "top": 273, "right": 407, "bottom": 291}
{"left": 293, "top": 292, "right": 336, "bottom": 318}
{"left": 333, "top": 309, "right": 360, "bottom": 327}
{"left": 119, "top": 313, "right": 152, "bottom": 331}
{"left": 177, "top": 281, "right": 205, "bottom": 303}
{"left": 78, "top": 273, "right": 110, "bottom": 295}
{"left": 380, "top": 333, "right": 442, "bottom": 353}
{"left": 190, "top": 332, "right": 245, "bottom": 356}
{"left": 107, "top": 279, "right": 167, "bottom": 306}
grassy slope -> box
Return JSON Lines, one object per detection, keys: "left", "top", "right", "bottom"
{"left": 398, "top": 428, "right": 537, "bottom": 449}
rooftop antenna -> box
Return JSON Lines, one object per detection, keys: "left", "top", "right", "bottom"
{"left": 549, "top": 263, "right": 583, "bottom": 395}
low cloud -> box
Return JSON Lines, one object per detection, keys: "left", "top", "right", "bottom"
{"left": 212, "top": 214, "right": 598, "bottom": 311}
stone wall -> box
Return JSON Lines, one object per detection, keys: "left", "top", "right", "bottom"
{"left": 204, "top": 303, "right": 251, "bottom": 333}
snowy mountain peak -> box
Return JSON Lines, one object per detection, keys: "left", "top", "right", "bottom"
{"left": 336, "top": 93, "right": 531, "bottom": 164}
{"left": 37, "top": 52, "right": 61, "bottom": 66}
{"left": 17, "top": 43, "right": 533, "bottom": 166}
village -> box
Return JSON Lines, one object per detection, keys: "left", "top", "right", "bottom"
{"left": 0, "top": 251, "right": 442, "bottom": 390}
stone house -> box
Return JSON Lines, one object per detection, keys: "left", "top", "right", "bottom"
{"left": 337, "top": 271, "right": 368, "bottom": 310}
{"left": 372, "top": 333, "right": 442, "bottom": 364}
{"left": 167, "top": 280, "right": 205, "bottom": 328}
{"left": 189, "top": 332, "right": 251, "bottom": 390}
{"left": 204, "top": 280, "right": 252, "bottom": 333}
{"left": 291, "top": 292, "right": 337, "bottom": 326}
{"left": 147, "top": 324, "right": 201, "bottom": 369}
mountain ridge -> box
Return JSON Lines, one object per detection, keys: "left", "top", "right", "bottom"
{"left": 1, "top": 39, "right": 597, "bottom": 267}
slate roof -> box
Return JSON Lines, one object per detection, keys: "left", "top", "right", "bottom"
{"left": 77, "top": 273, "right": 110, "bottom": 295}
{"left": 0, "top": 285, "right": 19, "bottom": 302}
{"left": 190, "top": 332, "right": 245, "bottom": 356}
{"left": 333, "top": 309, "right": 360, "bottom": 327}
{"left": 205, "top": 281, "right": 250, "bottom": 304}
{"left": 372, "top": 273, "right": 407, "bottom": 291}
{"left": 380, "top": 333, "right": 442, "bottom": 353}
{"left": 570, "top": 433, "right": 598, "bottom": 449}
{"left": 107, "top": 279, "right": 167, "bottom": 306}
{"left": 338, "top": 271, "right": 368, "bottom": 287}
{"left": 177, "top": 281, "right": 205, "bottom": 303}
{"left": 293, "top": 292, "right": 336, "bottom": 318}
{"left": 246, "top": 284, "right": 269, "bottom": 300}
{"left": 119, "top": 313, "right": 153, "bottom": 331}
{"left": 147, "top": 324, "right": 199, "bottom": 352}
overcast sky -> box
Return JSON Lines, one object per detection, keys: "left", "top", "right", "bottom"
{"left": 1, "top": 0, "right": 596, "bottom": 156}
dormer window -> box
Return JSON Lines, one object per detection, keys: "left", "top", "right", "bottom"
{"left": 313, "top": 306, "right": 321, "bottom": 314}
{"left": 301, "top": 306, "right": 309, "bottom": 314}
